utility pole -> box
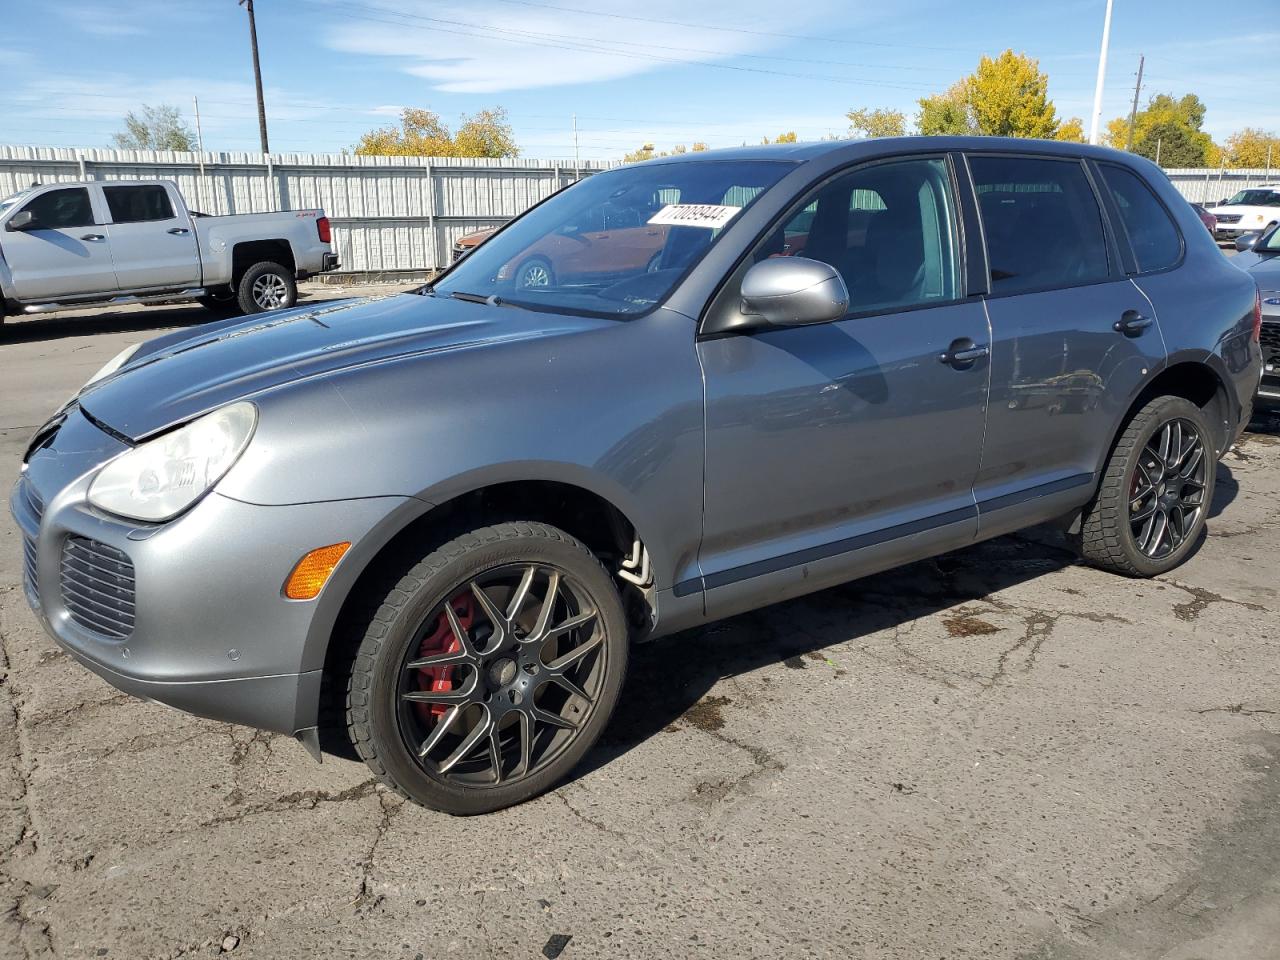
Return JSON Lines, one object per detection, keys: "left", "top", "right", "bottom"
{"left": 193, "top": 95, "right": 207, "bottom": 210}
{"left": 1088, "top": 0, "right": 1114, "bottom": 145}
{"left": 572, "top": 113, "right": 580, "bottom": 180}
{"left": 1124, "top": 54, "right": 1144, "bottom": 151}
{"left": 239, "top": 0, "right": 270, "bottom": 153}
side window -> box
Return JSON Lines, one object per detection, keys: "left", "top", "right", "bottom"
{"left": 1099, "top": 164, "right": 1182, "bottom": 272}
{"left": 969, "top": 156, "right": 1110, "bottom": 294}
{"left": 104, "top": 185, "right": 175, "bottom": 224}
{"left": 762, "top": 157, "right": 961, "bottom": 315}
{"left": 21, "top": 188, "right": 94, "bottom": 229}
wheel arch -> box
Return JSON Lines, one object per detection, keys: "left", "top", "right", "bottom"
{"left": 231, "top": 239, "right": 296, "bottom": 285}
{"left": 303, "top": 475, "right": 660, "bottom": 736}
{"left": 1104, "top": 358, "right": 1234, "bottom": 474}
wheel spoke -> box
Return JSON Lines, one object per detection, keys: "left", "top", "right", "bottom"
{"left": 487, "top": 719, "right": 505, "bottom": 784}
{"left": 1131, "top": 460, "right": 1156, "bottom": 501}
{"left": 515, "top": 710, "right": 533, "bottom": 777}
{"left": 437, "top": 708, "right": 492, "bottom": 774}
{"left": 443, "top": 602, "right": 476, "bottom": 657}
{"left": 546, "top": 630, "right": 603, "bottom": 673}
{"left": 1178, "top": 445, "right": 1204, "bottom": 480}
{"left": 531, "top": 704, "right": 578, "bottom": 731}
{"left": 469, "top": 581, "right": 508, "bottom": 648}
{"left": 507, "top": 565, "right": 537, "bottom": 622}
{"left": 418, "top": 704, "right": 462, "bottom": 757}
{"left": 405, "top": 648, "right": 470, "bottom": 670}
{"left": 1130, "top": 498, "right": 1158, "bottom": 523}
{"left": 404, "top": 684, "right": 475, "bottom": 706}
{"left": 1145, "top": 510, "right": 1169, "bottom": 556}
{"left": 530, "top": 571, "right": 561, "bottom": 640}
{"left": 548, "top": 672, "right": 591, "bottom": 703}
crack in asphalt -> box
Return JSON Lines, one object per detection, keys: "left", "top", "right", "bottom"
{"left": 1161, "top": 579, "right": 1266, "bottom": 622}
{"left": 354, "top": 789, "right": 403, "bottom": 909}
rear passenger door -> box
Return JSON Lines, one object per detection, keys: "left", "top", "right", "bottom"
{"left": 101, "top": 184, "right": 200, "bottom": 291}
{"left": 967, "top": 153, "right": 1166, "bottom": 538}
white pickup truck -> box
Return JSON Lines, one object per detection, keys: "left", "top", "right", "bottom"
{"left": 0, "top": 179, "right": 338, "bottom": 324}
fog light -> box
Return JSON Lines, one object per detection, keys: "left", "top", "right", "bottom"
{"left": 284, "top": 542, "right": 351, "bottom": 600}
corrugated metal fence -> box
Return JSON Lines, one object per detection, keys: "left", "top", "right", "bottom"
{"left": 1165, "top": 167, "right": 1278, "bottom": 205}
{"left": 1, "top": 145, "right": 1275, "bottom": 273}
{"left": 0, "top": 145, "right": 618, "bottom": 275}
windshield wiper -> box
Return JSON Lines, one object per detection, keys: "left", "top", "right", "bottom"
{"left": 449, "top": 290, "right": 492, "bottom": 304}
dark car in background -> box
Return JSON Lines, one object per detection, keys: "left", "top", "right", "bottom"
{"left": 13, "top": 138, "right": 1261, "bottom": 815}
{"left": 1190, "top": 202, "right": 1216, "bottom": 235}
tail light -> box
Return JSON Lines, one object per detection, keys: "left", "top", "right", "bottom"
{"left": 1253, "top": 288, "right": 1263, "bottom": 343}
{"left": 316, "top": 216, "right": 331, "bottom": 244}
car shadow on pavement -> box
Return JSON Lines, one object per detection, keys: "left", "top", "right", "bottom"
{"left": 0, "top": 306, "right": 213, "bottom": 343}
{"left": 580, "top": 525, "right": 1084, "bottom": 781}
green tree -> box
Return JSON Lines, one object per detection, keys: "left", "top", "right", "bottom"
{"left": 918, "top": 52, "right": 1068, "bottom": 139}
{"left": 846, "top": 107, "right": 907, "bottom": 139}
{"left": 1054, "top": 117, "right": 1086, "bottom": 143}
{"left": 1106, "top": 94, "right": 1216, "bottom": 167}
{"left": 1221, "top": 128, "right": 1280, "bottom": 168}
{"left": 354, "top": 106, "right": 518, "bottom": 158}
{"left": 917, "top": 82, "right": 976, "bottom": 136}
{"left": 967, "top": 50, "right": 1059, "bottom": 138}
{"left": 113, "top": 104, "right": 195, "bottom": 151}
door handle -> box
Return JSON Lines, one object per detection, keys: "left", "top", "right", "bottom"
{"left": 939, "top": 339, "right": 990, "bottom": 368}
{"left": 1114, "top": 310, "right": 1152, "bottom": 336}
{"left": 80, "top": 233, "right": 105, "bottom": 242}
{"left": 168, "top": 227, "right": 191, "bottom": 235}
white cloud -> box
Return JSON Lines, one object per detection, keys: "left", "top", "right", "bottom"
{"left": 319, "top": 0, "right": 848, "bottom": 93}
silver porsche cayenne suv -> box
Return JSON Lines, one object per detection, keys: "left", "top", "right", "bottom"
{"left": 12, "top": 137, "right": 1262, "bottom": 814}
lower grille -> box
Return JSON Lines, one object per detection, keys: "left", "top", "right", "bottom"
{"left": 60, "top": 537, "right": 136, "bottom": 640}
{"left": 1261, "top": 322, "right": 1280, "bottom": 368}
{"left": 22, "top": 536, "right": 38, "bottom": 599}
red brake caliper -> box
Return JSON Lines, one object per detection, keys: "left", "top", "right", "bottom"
{"left": 414, "top": 592, "right": 474, "bottom": 722}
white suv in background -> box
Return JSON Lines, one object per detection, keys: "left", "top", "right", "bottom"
{"left": 1208, "top": 185, "right": 1280, "bottom": 242}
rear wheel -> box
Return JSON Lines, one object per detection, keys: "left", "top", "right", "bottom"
{"left": 345, "top": 522, "right": 628, "bottom": 815}
{"left": 1078, "top": 395, "right": 1214, "bottom": 577}
{"left": 514, "top": 258, "right": 553, "bottom": 290}
{"left": 237, "top": 261, "right": 297, "bottom": 314}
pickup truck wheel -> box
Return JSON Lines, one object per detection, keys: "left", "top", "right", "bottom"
{"left": 1078, "top": 395, "right": 1214, "bottom": 577}
{"left": 345, "top": 521, "right": 628, "bottom": 815}
{"left": 238, "top": 261, "right": 297, "bottom": 314}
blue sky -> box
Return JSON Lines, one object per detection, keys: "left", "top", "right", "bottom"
{"left": 0, "top": 0, "right": 1275, "bottom": 160}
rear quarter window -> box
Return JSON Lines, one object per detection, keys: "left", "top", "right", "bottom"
{"left": 1099, "top": 165, "right": 1183, "bottom": 273}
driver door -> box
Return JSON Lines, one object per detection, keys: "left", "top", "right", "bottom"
{"left": 696, "top": 156, "right": 991, "bottom": 611}
{"left": 4, "top": 186, "right": 118, "bottom": 300}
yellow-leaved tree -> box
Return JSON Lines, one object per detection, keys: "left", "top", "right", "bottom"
{"left": 917, "top": 52, "right": 1070, "bottom": 140}
{"left": 846, "top": 107, "right": 907, "bottom": 139}
{"left": 354, "top": 107, "right": 519, "bottom": 158}
{"left": 1221, "top": 128, "right": 1280, "bottom": 168}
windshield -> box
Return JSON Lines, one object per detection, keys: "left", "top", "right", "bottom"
{"left": 1225, "top": 189, "right": 1280, "bottom": 207}
{"left": 433, "top": 160, "right": 790, "bottom": 318}
{"left": 0, "top": 189, "right": 33, "bottom": 213}
{"left": 1258, "top": 223, "right": 1280, "bottom": 254}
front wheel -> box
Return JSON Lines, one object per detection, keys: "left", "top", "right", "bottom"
{"left": 237, "top": 261, "right": 297, "bottom": 314}
{"left": 514, "top": 258, "right": 553, "bottom": 290}
{"left": 345, "top": 522, "right": 628, "bottom": 815}
{"left": 1078, "top": 395, "right": 1215, "bottom": 577}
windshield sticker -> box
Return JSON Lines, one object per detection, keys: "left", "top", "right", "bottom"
{"left": 647, "top": 204, "right": 742, "bottom": 229}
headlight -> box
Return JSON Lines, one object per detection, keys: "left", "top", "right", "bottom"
{"left": 87, "top": 402, "right": 257, "bottom": 522}
{"left": 84, "top": 343, "right": 142, "bottom": 390}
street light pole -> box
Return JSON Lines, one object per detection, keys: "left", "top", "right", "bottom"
{"left": 239, "top": 0, "right": 270, "bottom": 153}
{"left": 1088, "top": 0, "right": 1114, "bottom": 145}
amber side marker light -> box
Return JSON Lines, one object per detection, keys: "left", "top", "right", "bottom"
{"left": 284, "top": 542, "right": 351, "bottom": 600}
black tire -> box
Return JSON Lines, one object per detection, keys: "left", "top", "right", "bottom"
{"left": 196, "top": 290, "right": 243, "bottom": 316}
{"left": 513, "top": 257, "right": 554, "bottom": 290}
{"left": 237, "top": 261, "right": 297, "bottom": 314}
{"left": 1078, "top": 395, "right": 1215, "bottom": 577}
{"left": 345, "top": 521, "right": 628, "bottom": 815}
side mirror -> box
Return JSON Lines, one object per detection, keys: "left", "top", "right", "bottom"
{"left": 1236, "top": 233, "right": 1260, "bottom": 253}
{"left": 6, "top": 210, "right": 35, "bottom": 232}
{"left": 739, "top": 257, "right": 849, "bottom": 327}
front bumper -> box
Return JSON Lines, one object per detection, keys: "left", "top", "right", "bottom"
{"left": 1256, "top": 316, "right": 1280, "bottom": 410}
{"left": 11, "top": 407, "right": 407, "bottom": 736}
